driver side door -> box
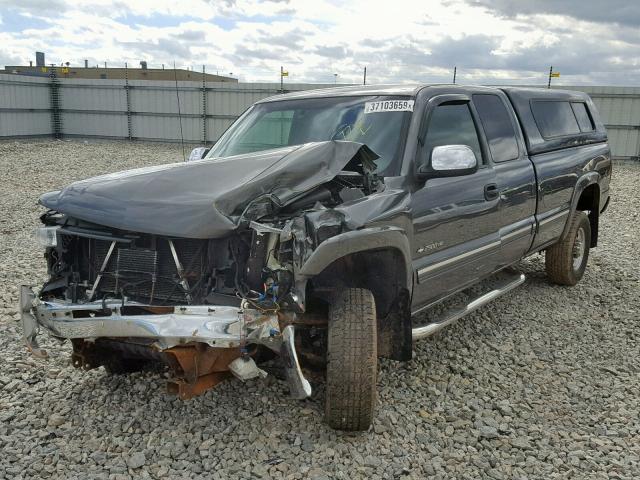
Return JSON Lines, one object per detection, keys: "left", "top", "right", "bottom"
{"left": 410, "top": 95, "right": 502, "bottom": 311}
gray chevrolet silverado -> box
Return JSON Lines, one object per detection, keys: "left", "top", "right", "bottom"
{"left": 21, "top": 84, "right": 611, "bottom": 431}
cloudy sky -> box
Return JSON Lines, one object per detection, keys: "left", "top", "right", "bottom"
{"left": 1, "top": 0, "right": 639, "bottom": 85}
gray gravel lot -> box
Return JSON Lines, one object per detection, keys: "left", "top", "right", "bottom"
{"left": 1, "top": 139, "right": 639, "bottom": 480}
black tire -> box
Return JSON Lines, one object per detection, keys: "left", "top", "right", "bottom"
{"left": 545, "top": 211, "right": 591, "bottom": 286}
{"left": 325, "top": 288, "right": 377, "bottom": 431}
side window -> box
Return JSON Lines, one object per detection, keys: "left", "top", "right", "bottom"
{"left": 473, "top": 94, "right": 519, "bottom": 162}
{"left": 530, "top": 101, "right": 580, "bottom": 138}
{"left": 571, "top": 102, "right": 594, "bottom": 132}
{"left": 423, "top": 103, "right": 482, "bottom": 165}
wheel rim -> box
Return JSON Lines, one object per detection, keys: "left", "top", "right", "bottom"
{"left": 572, "top": 227, "right": 586, "bottom": 270}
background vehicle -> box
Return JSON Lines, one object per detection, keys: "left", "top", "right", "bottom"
{"left": 21, "top": 84, "right": 611, "bottom": 431}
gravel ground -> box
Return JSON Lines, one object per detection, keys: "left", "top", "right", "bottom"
{"left": 1, "top": 139, "right": 638, "bottom": 480}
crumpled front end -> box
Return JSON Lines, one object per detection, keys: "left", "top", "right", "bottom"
{"left": 20, "top": 140, "right": 391, "bottom": 400}
{"left": 37, "top": 141, "right": 379, "bottom": 239}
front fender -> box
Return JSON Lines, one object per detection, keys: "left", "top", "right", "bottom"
{"left": 296, "top": 226, "right": 413, "bottom": 291}
{"left": 295, "top": 226, "right": 413, "bottom": 361}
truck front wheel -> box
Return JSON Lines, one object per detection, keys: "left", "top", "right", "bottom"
{"left": 545, "top": 211, "right": 591, "bottom": 286}
{"left": 325, "top": 288, "right": 377, "bottom": 431}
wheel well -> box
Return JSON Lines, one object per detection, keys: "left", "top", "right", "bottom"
{"left": 307, "top": 248, "right": 412, "bottom": 361}
{"left": 576, "top": 184, "right": 600, "bottom": 247}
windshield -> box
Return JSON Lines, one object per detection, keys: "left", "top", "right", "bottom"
{"left": 206, "top": 95, "right": 413, "bottom": 175}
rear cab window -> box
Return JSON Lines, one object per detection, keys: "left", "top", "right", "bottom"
{"left": 530, "top": 101, "right": 581, "bottom": 138}
{"left": 571, "top": 102, "right": 595, "bottom": 132}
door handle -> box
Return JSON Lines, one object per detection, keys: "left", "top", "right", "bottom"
{"left": 484, "top": 183, "right": 499, "bottom": 201}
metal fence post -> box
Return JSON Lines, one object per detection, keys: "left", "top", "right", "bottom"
{"left": 48, "top": 67, "right": 62, "bottom": 138}
{"left": 202, "top": 65, "right": 207, "bottom": 144}
{"left": 124, "top": 63, "right": 132, "bottom": 140}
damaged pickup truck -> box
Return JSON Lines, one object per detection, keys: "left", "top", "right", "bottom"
{"left": 21, "top": 85, "right": 611, "bottom": 431}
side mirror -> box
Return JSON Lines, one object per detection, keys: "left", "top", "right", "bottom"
{"left": 186, "top": 147, "right": 210, "bottom": 162}
{"left": 417, "top": 145, "right": 478, "bottom": 179}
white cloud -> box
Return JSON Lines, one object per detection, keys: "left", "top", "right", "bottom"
{"left": 2, "top": 0, "right": 639, "bottom": 85}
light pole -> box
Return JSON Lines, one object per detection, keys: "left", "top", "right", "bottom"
{"left": 334, "top": 73, "right": 338, "bottom": 84}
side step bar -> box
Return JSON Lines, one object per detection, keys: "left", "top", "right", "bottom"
{"left": 412, "top": 272, "right": 525, "bottom": 341}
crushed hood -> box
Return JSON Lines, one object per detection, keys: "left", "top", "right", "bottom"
{"left": 39, "top": 141, "right": 378, "bottom": 238}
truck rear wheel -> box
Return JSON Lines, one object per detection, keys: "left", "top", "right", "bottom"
{"left": 325, "top": 288, "right": 377, "bottom": 431}
{"left": 545, "top": 211, "right": 591, "bottom": 286}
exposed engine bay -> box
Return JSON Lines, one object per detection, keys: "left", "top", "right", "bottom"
{"left": 37, "top": 157, "right": 379, "bottom": 311}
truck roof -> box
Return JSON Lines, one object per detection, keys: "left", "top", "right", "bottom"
{"left": 258, "top": 84, "right": 428, "bottom": 103}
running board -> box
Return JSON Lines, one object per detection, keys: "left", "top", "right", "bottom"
{"left": 412, "top": 272, "right": 525, "bottom": 341}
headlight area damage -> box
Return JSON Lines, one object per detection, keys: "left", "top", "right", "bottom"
{"left": 21, "top": 141, "right": 388, "bottom": 400}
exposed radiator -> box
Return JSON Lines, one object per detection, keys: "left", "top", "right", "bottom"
{"left": 89, "top": 237, "right": 206, "bottom": 304}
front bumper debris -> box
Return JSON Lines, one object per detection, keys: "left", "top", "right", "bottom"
{"left": 280, "top": 325, "right": 312, "bottom": 399}
{"left": 19, "top": 285, "right": 312, "bottom": 399}
{"left": 21, "top": 286, "right": 47, "bottom": 358}
{"left": 21, "top": 286, "right": 279, "bottom": 349}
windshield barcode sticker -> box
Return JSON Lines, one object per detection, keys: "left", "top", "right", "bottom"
{"left": 364, "top": 100, "right": 414, "bottom": 114}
